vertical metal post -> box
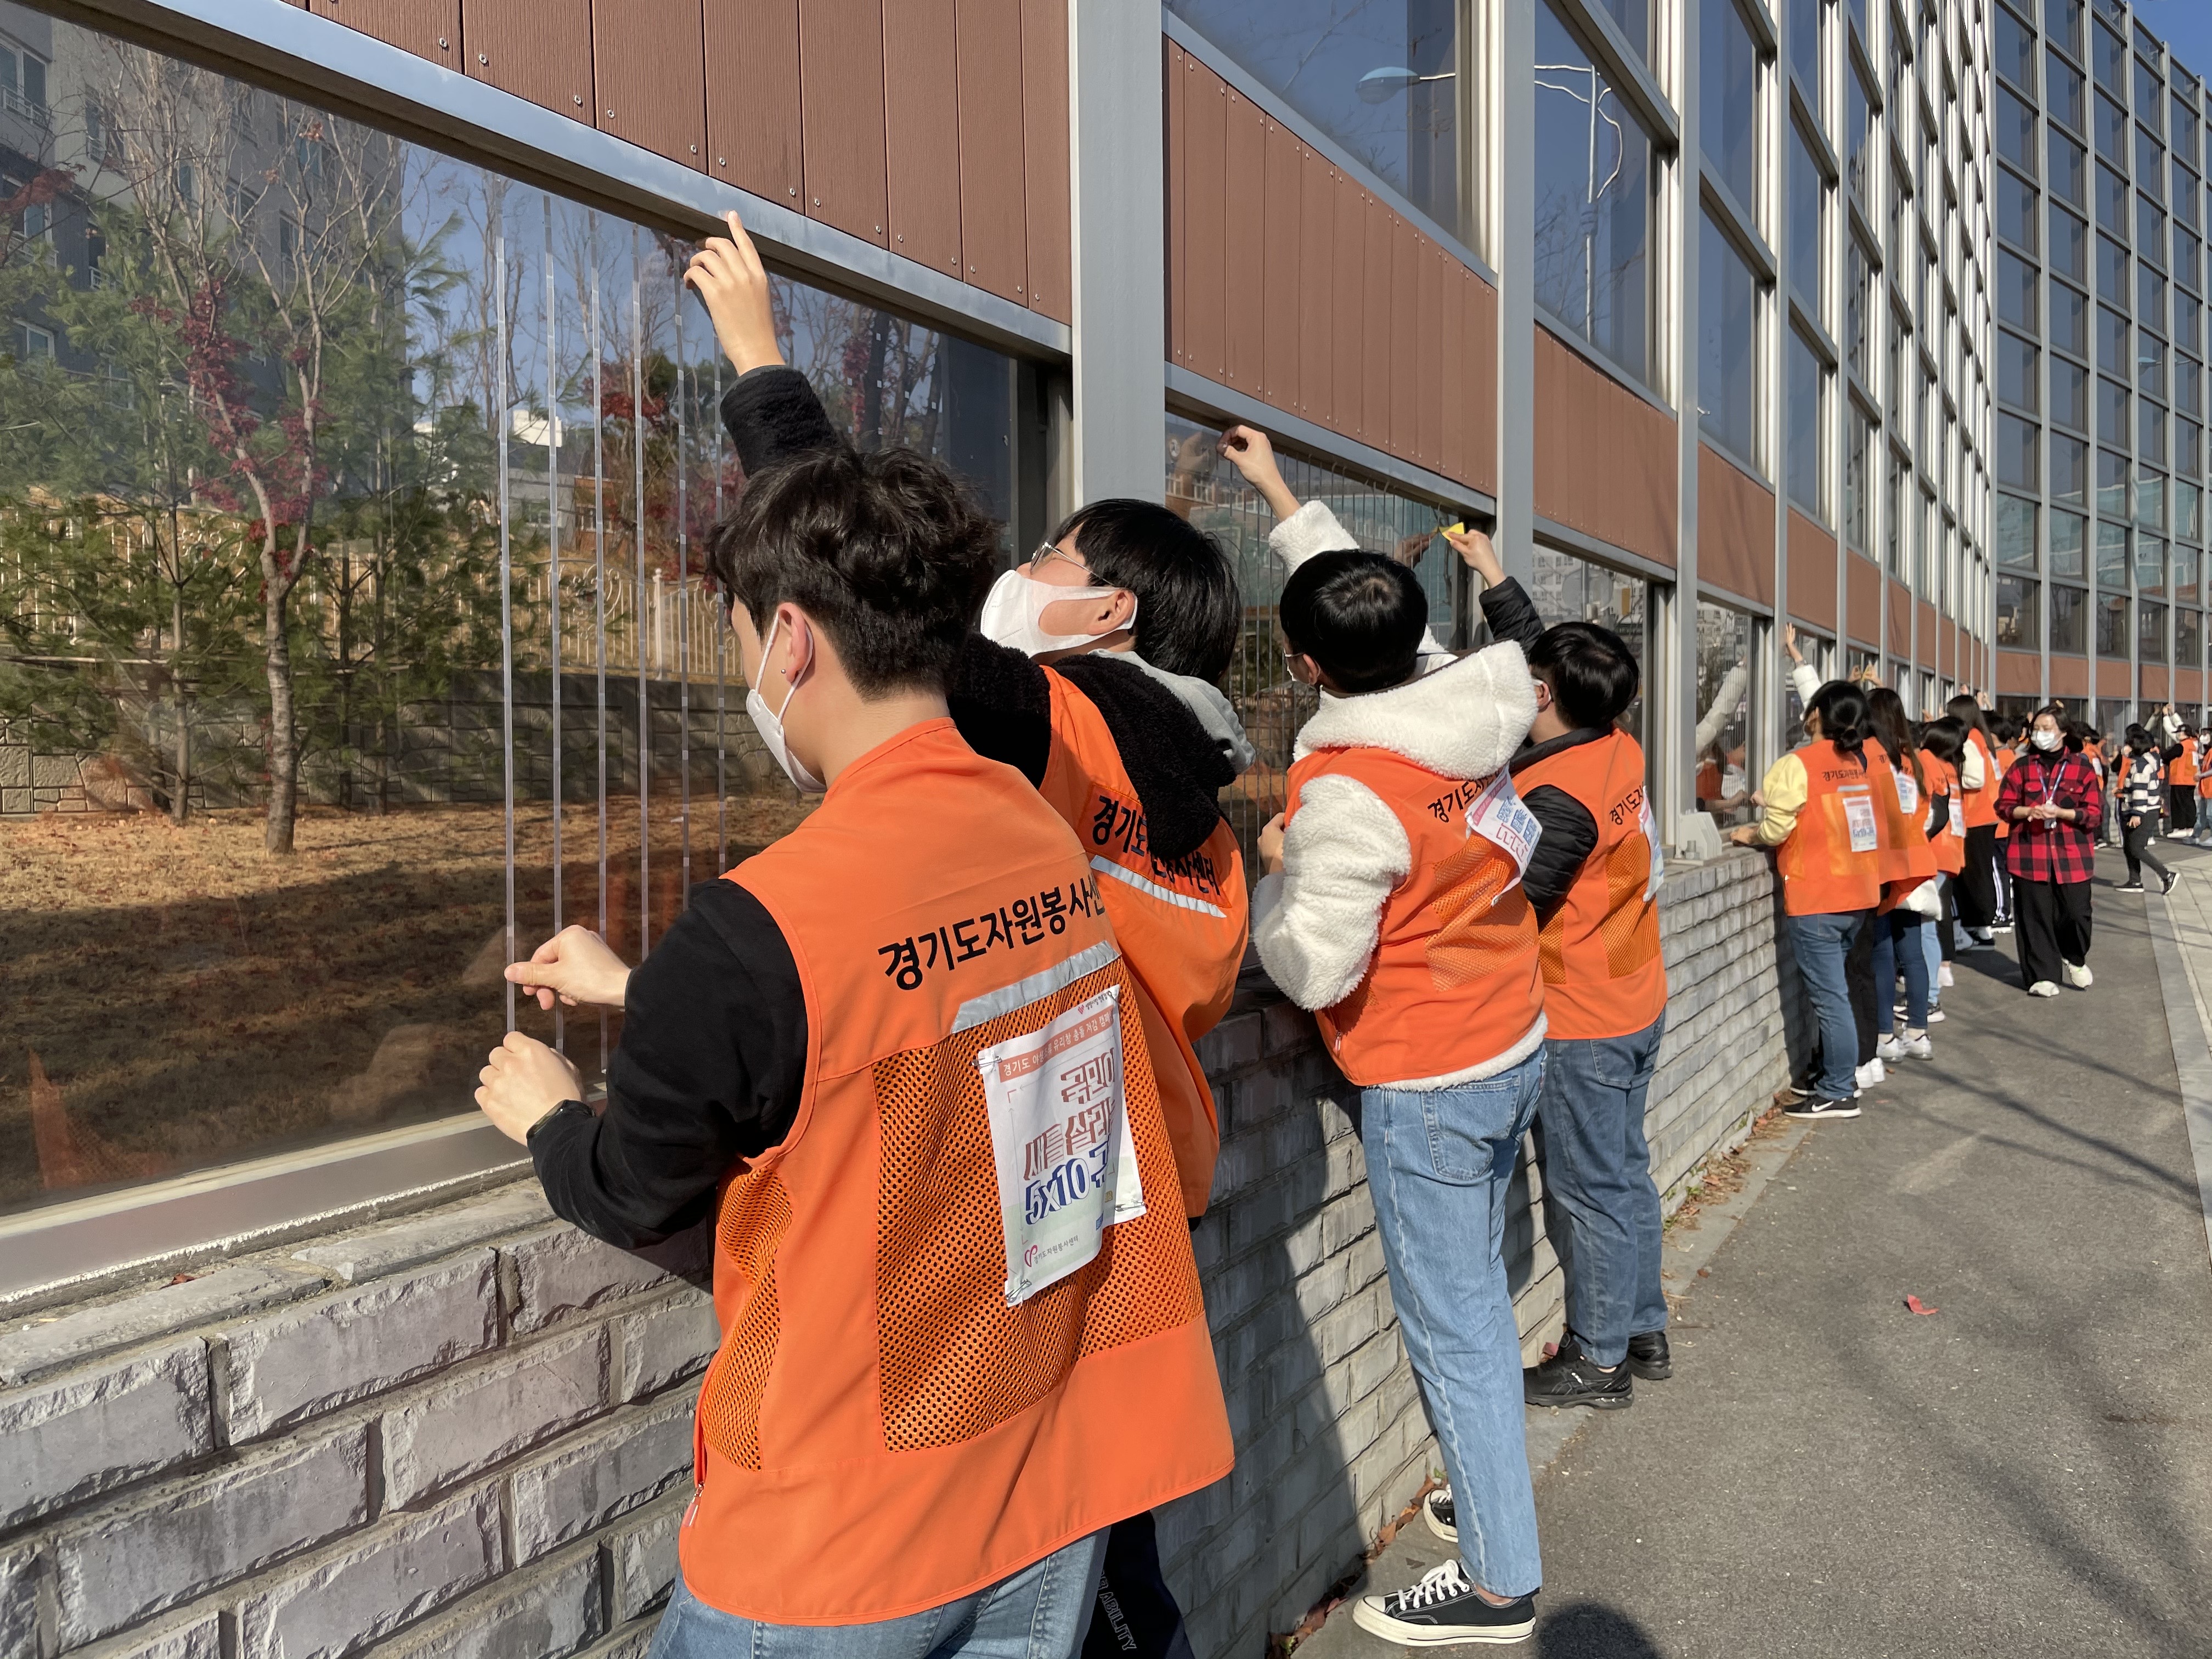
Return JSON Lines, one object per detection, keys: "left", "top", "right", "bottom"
{"left": 495, "top": 230, "right": 516, "bottom": 1032}
{"left": 1669, "top": 0, "right": 1705, "bottom": 849}
{"left": 1491, "top": 0, "right": 1534, "bottom": 592}
{"left": 632, "top": 232, "right": 650, "bottom": 958}
{"left": 591, "top": 222, "right": 608, "bottom": 1073}
{"left": 544, "top": 200, "right": 563, "bottom": 1051}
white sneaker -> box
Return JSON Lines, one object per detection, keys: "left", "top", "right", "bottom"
{"left": 1927, "top": 1007, "right": 1946, "bottom": 1023}
{"left": 2063, "top": 961, "right": 2094, "bottom": 989}
{"left": 1938, "top": 963, "right": 1955, "bottom": 988}
{"left": 2029, "top": 980, "right": 2062, "bottom": 997}
{"left": 1954, "top": 935, "right": 1989, "bottom": 953}
{"left": 1854, "top": 1057, "right": 1886, "bottom": 1086}
{"left": 1895, "top": 1030, "right": 1933, "bottom": 1059}
{"left": 1876, "top": 1034, "right": 1905, "bottom": 1062}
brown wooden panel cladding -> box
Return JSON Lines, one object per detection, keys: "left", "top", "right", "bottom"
{"left": 1886, "top": 579, "right": 1911, "bottom": 661}
{"left": 1296, "top": 148, "right": 1333, "bottom": 426}
{"left": 1165, "top": 43, "right": 1186, "bottom": 370}
{"left": 1413, "top": 240, "right": 1442, "bottom": 473}
{"left": 1359, "top": 194, "right": 1391, "bottom": 450}
{"left": 800, "top": 0, "right": 888, "bottom": 246}
{"left": 883, "top": 0, "right": 963, "bottom": 277}
{"left": 594, "top": 0, "right": 706, "bottom": 170}
{"left": 1786, "top": 510, "right": 1837, "bottom": 633}
{"left": 955, "top": 0, "right": 1028, "bottom": 299}
{"left": 2050, "top": 654, "right": 2089, "bottom": 697}
{"left": 1181, "top": 55, "right": 1228, "bottom": 382}
{"left": 2097, "top": 656, "right": 2129, "bottom": 696}
{"left": 1464, "top": 272, "right": 1496, "bottom": 495}
{"left": 1846, "top": 553, "right": 1881, "bottom": 646}
{"left": 1695, "top": 443, "right": 1775, "bottom": 607}
{"left": 1938, "top": 625, "right": 1955, "bottom": 676}
{"left": 309, "top": 0, "right": 458, "bottom": 64}
{"left": 705, "top": 0, "right": 802, "bottom": 200}
{"left": 1533, "top": 330, "right": 1676, "bottom": 569}
{"left": 1437, "top": 262, "right": 1464, "bottom": 482}
{"left": 1330, "top": 171, "right": 1364, "bottom": 442}
{"left": 1917, "top": 601, "right": 1937, "bottom": 657}
{"left": 461, "top": 0, "right": 592, "bottom": 119}
{"left": 2181, "top": 668, "right": 2205, "bottom": 702}
{"left": 1018, "top": 0, "right": 1069, "bottom": 320}
{"left": 1258, "top": 119, "right": 1301, "bottom": 410}
{"left": 2144, "top": 664, "right": 2170, "bottom": 701}
{"left": 1997, "top": 650, "right": 2042, "bottom": 696}
{"left": 1390, "top": 219, "right": 1420, "bottom": 467}
{"left": 1221, "top": 88, "right": 1266, "bottom": 394}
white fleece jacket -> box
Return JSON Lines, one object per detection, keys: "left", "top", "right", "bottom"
{"left": 1251, "top": 640, "right": 1545, "bottom": 1091}
{"left": 1267, "top": 501, "right": 1457, "bottom": 674}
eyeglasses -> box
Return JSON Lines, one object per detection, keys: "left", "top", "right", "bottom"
{"left": 1026, "top": 543, "right": 1092, "bottom": 579}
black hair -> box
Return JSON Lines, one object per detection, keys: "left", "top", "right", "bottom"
{"left": 1050, "top": 500, "right": 1240, "bottom": 683}
{"left": 706, "top": 445, "right": 998, "bottom": 697}
{"left": 1278, "top": 550, "right": 1427, "bottom": 695}
{"left": 1946, "top": 693, "right": 1991, "bottom": 748}
{"left": 1866, "top": 686, "right": 1922, "bottom": 795}
{"left": 1920, "top": 715, "right": 1965, "bottom": 769}
{"left": 2060, "top": 718, "right": 2091, "bottom": 754}
{"left": 1527, "top": 621, "right": 1640, "bottom": 731}
{"left": 2125, "top": 722, "right": 2151, "bottom": 749}
{"left": 1808, "top": 680, "right": 1870, "bottom": 769}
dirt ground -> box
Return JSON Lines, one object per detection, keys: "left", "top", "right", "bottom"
{"left": 2, "top": 793, "right": 814, "bottom": 1215}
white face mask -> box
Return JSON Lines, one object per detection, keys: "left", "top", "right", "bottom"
{"left": 978, "top": 566, "right": 1136, "bottom": 659}
{"left": 2032, "top": 727, "right": 2063, "bottom": 752}
{"left": 744, "top": 613, "right": 826, "bottom": 794}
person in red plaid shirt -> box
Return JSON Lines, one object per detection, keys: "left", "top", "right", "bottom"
{"left": 1994, "top": 705, "right": 2104, "bottom": 997}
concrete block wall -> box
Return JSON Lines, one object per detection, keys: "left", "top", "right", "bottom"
{"left": 1, "top": 851, "right": 1792, "bottom": 1659}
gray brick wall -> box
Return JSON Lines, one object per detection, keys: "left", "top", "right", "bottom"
{"left": 0, "top": 852, "right": 1790, "bottom": 1659}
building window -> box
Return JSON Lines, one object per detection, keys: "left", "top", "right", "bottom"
{"left": 1997, "top": 574, "right": 2041, "bottom": 647}
{"left": 1844, "top": 403, "right": 1872, "bottom": 551}
{"left": 2139, "top": 263, "right": 2167, "bottom": 326}
{"left": 0, "top": 19, "right": 1028, "bottom": 1215}
{"left": 2140, "top": 599, "right": 2168, "bottom": 661}
{"left": 2052, "top": 278, "right": 2089, "bottom": 354}
{"left": 2053, "top": 354, "right": 2089, "bottom": 430}
{"left": 2098, "top": 519, "right": 2131, "bottom": 587}
{"left": 1788, "top": 326, "right": 1827, "bottom": 515}
{"left": 2140, "top": 194, "right": 2169, "bottom": 269}
{"left": 2052, "top": 583, "right": 2090, "bottom": 651}
{"left": 1790, "top": 0, "right": 1821, "bottom": 95}
{"left": 1999, "top": 331, "right": 2039, "bottom": 412}
{"left": 1846, "top": 67, "right": 1873, "bottom": 209}
{"left": 1166, "top": 1, "right": 1466, "bottom": 243}
{"left": 1998, "top": 168, "right": 2039, "bottom": 255}
{"left": 2139, "top": 475, "right": 2169, "bottom": 533}
{"left": 1995, "top": 86, "right": 2037, "bottom": 174}
{"left": 1844, "top": 238, "right": 1872, "bottom": 381}
{"left": 1996, "top": 4, "right": 2034, "bottom": 90}
{"left": 1533, "top": 2, "right": 1656, "bottom": 384}
{"left": 2048, "top": 47, "right": 2085, "bottom": 132}
{"left": 2141, "top": 334, "right": 2169, "bottom": 398}
{"left": 1997, "top": 494, "right": 2040, "bottom": 568}
{"left": 1790, "top": 122, "right": 1826, "bottom": 313}
{"left": 2093, "top": 19, "right": 2126, "bottom": 99}
{"left": 2099, "top": 447, "right": 2130, "bottom": 517}
{"left": 2096, "top": 593, "right": 2129, "bottom": 654}
{"left": 0, "top": 43, "right": 47, "bottom": 116}
{"left": 2047, "top": 0, "right": 2081, "bottom": 59}
{"left": 2050, "top": 128, "right": 2086, "bottom": 207}
{"left": 2179, "top": 295, "right": 2201, "bottom": 354}
{"left": 2098, "top": 375, "right": 2130, "bottom": 444}
{"left": 1703, "top": 0, "right": 1762, "bottom": 212}
{"left": 1530, "top": 543, "right": 1649, "bottom": 747}
{"left": 2098, "top": 302, "right": 2129, "bottom": 373}
{"left": 1700, "top": 210, "right": 1763, "bottom": 466}
{"left": 2052, "top": 507, "right": 2087, "bottom": 577}
{"left": 1694, "top": 602, "right": 1756, "bottom": 826}
{"left": 1595, "top": 0, "right": 1651, "bottom": 60}
{"left": 2097, "top": 232, "right": 2128, "bottom": 304}
{"left": 2138, "top": 533, "right": 2167, "bottom": 596}
{"left": 2178, "top": 606, "right": 2202, "bottom": 667}
{"left": 1886, "top": 447, "right": 1907, "bottom": 577}
{"left": 2095, "top": 91, "right": 2127, "bottom": 168}
{"left": 1999, "top": 250, "right": 2039, "bottom": 331}
{"left": 2181, "top": 544, "right": 2203, "bottom": 602}
{"left": 2179, "top": 479, "right": 2203, "bottom": 539}
{"left": 2140, "top": 399, "right": 2168, "bottom": 466}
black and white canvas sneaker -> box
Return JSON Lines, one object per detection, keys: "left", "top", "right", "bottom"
{"left": 1782, "top": 1094, "right": 1861, "bottom": 1121}
{"left": 1352, "top": 1560, "right": 1536, "bottom": 1646}
{"left": 1423, "top": 1486, "right": 1457, "bottom": 1543}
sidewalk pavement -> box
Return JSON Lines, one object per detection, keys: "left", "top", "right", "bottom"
{"left": 1297, "top": 844, "right": 2212, "bottom": 1658}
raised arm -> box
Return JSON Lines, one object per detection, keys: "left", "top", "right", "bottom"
{"left": 685, "top": 211, "right": 842, "bottom": 472}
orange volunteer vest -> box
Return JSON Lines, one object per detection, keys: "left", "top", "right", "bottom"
{"left": 1283, "top": 748, "right": 1544, "bottom": 1087}
{"left": 1962, "top": 730, "right": 2001, "bottom": 829}
{"left": 1920, "top": 751, "right": 1967, "bottom": 876}
{"left": 686, "top": 720, "right": 1233, "bottom": 1625}
{"left": 1036, "top": 667, "right": 1246, "bottom": 1217}
{"left": 2173, "top": 737, "right": 2199, "bottom": 787}
{"left": 1867, "top": 737, "right": 1937, "bottom": 899}
{"left": 1513, "top": 729, "right": 1667, "bottom": 1041}
{"left": 1775, "top": 740, "right": 1884, "bottom": 916}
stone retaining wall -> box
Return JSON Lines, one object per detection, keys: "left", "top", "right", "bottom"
{"left": 0, "top": 852, "right": 1792, "bottom": 1659}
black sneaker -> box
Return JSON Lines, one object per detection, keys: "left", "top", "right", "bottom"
{"left": 2163, "top": 870, "right": 2180, "bottom": 895}
{"left": 1782, "top": 1094, "right": 1861, "bottom": 1121}
{"left": 1423, "top": 1486, "right": 1457, "bottom": 1543}
{"left": 1625, "top": 1330, "right": 1672, "bottom": 1380}
{"left": 1523, "top": 1338, "right": 1633, "bottom": 1410}
{"left": 2117, "top": 881, "right": 2145, "bottom": 892}
{"left": 1773, "top": 1079, "right": 1815, "bottom": 1107}
{"left": 1352, "top": 1561, "right": 1536, "bottom": 1646}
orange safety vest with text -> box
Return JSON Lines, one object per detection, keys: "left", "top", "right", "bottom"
{"left": 1513, "top": 729, "right": 1668, "bottom": 1041}
{"left": 1775, "top": 740, "right": 1887, "bottom": 915}
{"left": 1921, "top": 751, "right": 1967, "bottom": 875}
{"left": 1283, "top": 747, "right": 1545, "bottom": 1087}
{"left": 1037, "top": 668, "right": 1246, "bottom": 1217}
{"left": 1868, "top": 737, "right": 1937, "bottom": 901}
{"left": 684, "top": 720, "right": 1233, "bottom": 1625}
{"left": 1962, "top": 730, "right": 2002, "bottom": 828}
{"left": 1994, "top": 746, "right": 2017, "bottom": 838}
{"left": 2173, "top": 737, "right": 2199, "bottom": 787}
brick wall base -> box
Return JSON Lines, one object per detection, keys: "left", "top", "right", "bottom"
{"left": 0, "top": 852, "right": 1792, "bottom": 1659}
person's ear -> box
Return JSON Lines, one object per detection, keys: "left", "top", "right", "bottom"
{"left": 777, "top": 603, "right": 815, "bottom": 684}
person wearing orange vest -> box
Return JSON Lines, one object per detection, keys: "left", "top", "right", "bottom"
{"left": 1866, "top": 689, "right": 1939, "bottom": 1060}
{"left": 1946, "top": 696, "right": 2005, "bottom": 951}
{"left": 1988, "top": 722, "right": 2018, "bottom": 926}
{"left": 1916, "top": 722, "right": 1970, "bottom": 1022}
{"left": 2166, "top": 725, "right": 2200, "bottom": 837}
{"left": 1730, "top": 682, "right": 1894, "bottom": 1120}
{"left": 472, "top": 444, "right": 1231, "bottom": 1655}
{"left": 2194, "top": 729, "right": 2212, "bottom": 847}
{"left": 1252, "top": 549, "right": 1547, "bottom": 1645}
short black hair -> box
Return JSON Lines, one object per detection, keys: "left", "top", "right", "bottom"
{"left": 706, "top": 446, "right": 998, "bottom": 697}
{"left": 1277, "top": 550, "right": 1427, "bottom": 695}
{"left": 1051, "top": 500, "right": 1241, "bottom": 683}
{"left": 1527, "top": 621, "right": 1640, "bottom": 730}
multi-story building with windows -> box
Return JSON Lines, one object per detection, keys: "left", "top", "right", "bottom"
{"left": 1989, "top": 0, "right": 2207, "bottom": 730}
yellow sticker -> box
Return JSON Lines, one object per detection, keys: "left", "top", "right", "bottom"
{"left": 1441, "top": 521, "right": 1466, "bottom": 538}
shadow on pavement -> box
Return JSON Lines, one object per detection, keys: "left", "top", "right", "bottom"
{"left": 1534, "top": 1600, "right": 1666, "bottom": 1656}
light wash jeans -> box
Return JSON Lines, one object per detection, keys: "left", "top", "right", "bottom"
{"left": 1785, "top": 910, "right": 1869, "bottom": 1100}
{"left": 1534, "top": 1017, "right": 1668, "bottom": 1369}
{"left": 1362, "top": 1048, "right": 1548, "bottom": 1600}
{"left": 648, "top": 1532, "right": 1107, "bottom": 1659}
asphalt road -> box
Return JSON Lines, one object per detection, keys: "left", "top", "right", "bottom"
{"left": 1522, "top": 843, "right": 2212, "bottom": 1657}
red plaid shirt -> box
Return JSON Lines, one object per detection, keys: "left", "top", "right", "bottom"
{"left": 1995, "top": 749, "right": 2104, "bottom": 883}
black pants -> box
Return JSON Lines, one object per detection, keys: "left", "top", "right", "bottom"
{"left": 2123, "top": 820, "right": 2171, "bottom": 887}
{"left": 1084, "top": 1514, "right": 1193, "bottom": 1659}
{"left": 1955, "top": 825, "right": 2000, "bottom": 930}
{"left": 1937, "top": 875, "right": 1956, "bottom": 960}
{"left": 2013, "top": 877, "right": 2093, "bottom": 989}
{"left": 1845, "top": 906, "right": 1879, "bottom": 1064}
{"left": 2170, "top": 785, "right": 2198, "bottom": 833}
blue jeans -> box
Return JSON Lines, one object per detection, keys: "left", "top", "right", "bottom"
{"left": 648, "top": 1532, "right": 1108, "bottom": 1659}
{"left": 1785, "top": 910, "right": 1869, "bottom": 1100}
{"left": 1362, "top": 1048, "right": 1547, "bottom": 1600}
{"left": 1870, "top": 909, "right": 1929, "bottom": 1031}
{"left": 1535, "top": 1017, "right": 1667, "bottom": 1369}
{"left": 1921, "top": 901, "right": 1943, "bottom": 997}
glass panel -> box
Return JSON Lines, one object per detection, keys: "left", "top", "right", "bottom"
{"left": 2140, "top": 599, "right": 2168, "bottom": 661}
{"left": 1699, "top": 211, "right": 1761, "bottom": 464}
{"left": 1999, "top": 167, "right": 2039, "bottom": 255}
{"left": 1703, "top": 0, "right": 1759, "bottom": 208}
{"left": 2053, "top": 355, "right": 2089, "bottom": 430}
{"left": 1999, "top": 249, "right": 2040, "bottom": 329}
{"left": 1997, "top": 574, "right": 2041, "bottom": 647}
{"left": 2095, "top": 90, "right": 2128, "bottom": 166}
{"left": 2140, "top": 333, "right": 2168, "bottom": 397}
{"left": 2100, "top": 375, "right": 2130, "bottom": 443}
{"left": 2098, "top": 230, "right": 2128, "bottom": 303}
{"left": 2139, "top": 535, "right": 2168, "bottom": 595}
{"left": 2049, "top": 47, "right": 2086, "bottom": 132}
{"left": 1164, "top": 0, "right": 1464, "bottom": 239}
{"left": 2049, "top": 129, "right": 2086, "bottom": 207}
{"left": 2177, "top": 236, "right": 2202, "bottom": 294}
{"left": 2141, "top": 399, "right": 2168, "bottom": 465}
{"left": 2052, "top": 507, "right": 2088, "bottom": 577}
{"left": 2052, "top": 433, "right": 2088, "bottom": 505}
{"left": 1527, "top": 544, "right": 1648, "bottom": 746}
{"left": 1533, "top": 2, "right": 1655, "bottom": 382}
{"left": 1844, "top": 239, "right": 1871, "bottom": 379}
{"left": 1998, "top": 413, "right": 2040, "bottom": 490}
{"left": 2053, "top": 279, "right": 2090, "bottom": 355}
{"left": 2177, "top": 356, "right": 2202, "bottom": 417}
{"left": 2052, "top": 583, "right": 2090, "bottom": 651}
{"left": 2177, "top": 606, "right": 2201, "bottom": 664}
{"left": 1790, "top": 0, "right": 1821, "bottom": 95}
{"left": 2175, "top": 95, "right": 2200, "bottom": 168}
{"left": 2180, "top": 295, "right": 2202, "bottom": 354}
{"left": 1996, "top": 4, "right": 2034, "bottom": 88}
{"left": 2138, "top": 56, "right": 2164, "bottom": 130}
{"left": 2047, "top": 0, "right": 2081, "bottom": 59}
{"left": 2179, "top": 417, "right": 2203, "bottom": 472}
{"left": 1846, "top": 66, "right": 1872, "bottom": 208}
{"left": 1999, "top": 331, "right": 2039, "bottom": 412}
{"left": 2101, "top": 447, "right": 2131, "bottom": 516}
{"left": 2141, "top": 194, "right": 2169, "bottom": 266}
{"left": 2100, "top": 302, "right": 2130, "bottom": 371}
{"left": 1694, "top": 602, "right": 1754, "bottom": 826}
{"left": 1846, "top": 404, "right": 1871, "bottom": 550}
{"left": 1788, "top": 327, "right": 1825, "bottom": 515}
{"left": 2179, "top": 163, "right": 2202, "bottom": 229}
{"left": 2096, "top": 592, "right": 2129, "bottom": 653}
{"left": 2139, "top": 263, "right": 2168, "bottom": 327}
{"left": 1997, "top": 494, "right": 2040, "bottom": 567}
{"left": 1790, "top": 123, "right": 1825, "bottom": 308}
{"left": 2180, "top": 545, "right": 2202, "bottom": 602}
{"left": 2139, "top": 476, "right": 2169, "bottom": 532}
{"left": 0, "top": 17, "right": 1022, "bottom": 1212}
{"left": 1995, "top": 84, "right": 2037, "bottom": 173}
{"left": 2094, "top": 19, "right": 2126, "bottom": 98}
{"left": 1595, "top": 0, "right": 1651, "bottom": 59}
{"left": 2099, "top": 518, "right": 2131, "bottom": 586}
{"left": 2179, "top": 479, "right": 2203, "bottom": 538}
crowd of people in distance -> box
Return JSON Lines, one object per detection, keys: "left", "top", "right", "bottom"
{"left": 449, "top": 211, "right": 2198, "bottom": 1659}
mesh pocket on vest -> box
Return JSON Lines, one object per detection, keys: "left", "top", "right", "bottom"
{"left": 1599, "top": 837, "right": 1661, "bottom": 976}
{"left": 698, "top": 1170, "right": 794, "bottom": 1471}
{"left": 1425, "top": 838, "right": 1539, "bottom": 990}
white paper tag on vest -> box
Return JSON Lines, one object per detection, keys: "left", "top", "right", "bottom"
{"left": 1464, "top": 770, "right": 1541, "bottom": 900}
{"left": 1893, "top": 766, "right": 1918, "bottom": 814}
{"left": 1637, "top": 792, "right": 1665, "bottom": 900}
{"left": 1842, "top": 788, "right": 1879, "bottom": 853}
{"left": 1948, "top": 796, "right": 1966, "bottom": 838}
{"left": 976, "top": 984, "right": 1144, "bottom": 1307}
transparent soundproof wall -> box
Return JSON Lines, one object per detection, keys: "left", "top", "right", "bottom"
{"left": 0, "top": 14, "right": 1018, "bottom": 1212}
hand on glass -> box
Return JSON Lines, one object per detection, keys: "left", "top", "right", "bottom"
{"left": 1782, "top": 622, "right": 1803, "bottom": 664}
{"left": 477, "top": 1031, "right": 585, "bottom": 1146}
{"left": 505, "top": 924, "right": 633, "bottom": 1011}
{"left": 1441, "top": 524, "right": 1506, "bottom": 589}
{"left": 1391, "top": 529, "right": 1430, "bottom": 569}
{"left": 1728, "top": 823, "right": 1759, "bottom": 845}
{"left": 1218, "top": 424, "right": 1301, "bottom": 521}
{"left": 1257, "top": 811, "right": 1287, "bottom": 876}
{"left": 684, "top": 211, "right": 783, "bottom": 375}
